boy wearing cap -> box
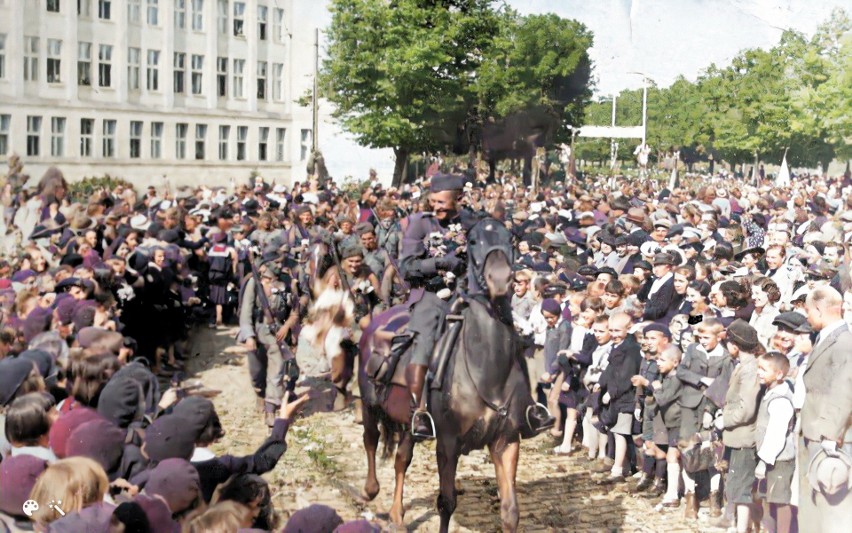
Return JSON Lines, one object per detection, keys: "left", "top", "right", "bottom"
{"left": 714, "top": 319, "right": 763, "bottom": 531}
{"left": 754, "top": 353, "right": 796, "bottom": 533}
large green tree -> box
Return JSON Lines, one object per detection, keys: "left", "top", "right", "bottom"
{"left": 322, "top": 0, "right": 501, "bottom": 185}
{"left": 322, "top": 0, "right": 593, "bottom": 185}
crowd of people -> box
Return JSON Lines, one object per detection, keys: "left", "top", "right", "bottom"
{"left": 0, "top": 153, "right": 850, "bottom": 532}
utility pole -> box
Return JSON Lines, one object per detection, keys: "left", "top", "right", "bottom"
{"left": 641, "top": 81, "right": 648, "bottom": 147}
{"left": 312, "top": 28, "right": 319, "bottom": 152}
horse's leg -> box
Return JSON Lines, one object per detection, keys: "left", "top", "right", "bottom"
{"left": 436, "top": 440, "right": 460, "bottom": 533}
{"left": 389, "top": 432, "right": 414, "bottom": 526}
{"left": 361, "top": 407, "right": 380, "bottom": 501}
{"left": 489, "top": 441, "right": 520, "bottom": 532}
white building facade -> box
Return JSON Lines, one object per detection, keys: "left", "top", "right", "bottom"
{"left": 0, "top": 0, "right": 315, "bottom": 187}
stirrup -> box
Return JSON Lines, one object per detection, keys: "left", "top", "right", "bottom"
{"left": 411, "top": 410, "right": 436, "bottom": 440}
{"left": 525, "top": 402, "right": 555, "bottom": 433}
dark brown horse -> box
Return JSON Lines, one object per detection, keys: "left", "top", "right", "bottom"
{"left": 359, "top": 218, "right": 536, "bottom": 531}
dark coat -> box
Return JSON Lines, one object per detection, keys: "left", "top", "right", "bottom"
{"left": 641, "top": 277, "right": 675, "bottom": 322}
{"left": 675, "top": 342, "right": 734, "bottom": 411}
{"left": 193, "top": 418, "right": 291, "bottom": 502}
{"left": 599, "top": 334, "right": 642, "bottom": 413}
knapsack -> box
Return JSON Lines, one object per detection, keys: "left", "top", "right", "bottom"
{"left": 208, "top": 244, "right": 232, "bottom": 282}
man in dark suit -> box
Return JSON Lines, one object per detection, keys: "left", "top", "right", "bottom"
{"left": 598, "top": 312, "right": 642, "bottom": 483}
{"left": 799, "top": 287, "right": 852, "bottom": 532}
{"left": 640, "top": 252, "right": 677, "bottom": 322}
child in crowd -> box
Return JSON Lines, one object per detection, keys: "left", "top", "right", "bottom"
{"left": 580, "top": 315, "right": 612, "bottom": 463}
{"left": 539, "top": 298, "right": 571, "bottom": 439}
{"left": 716, "top": 319, "right": 763, "bottom": 532}
{"left": 553, "top": 297, "right": 601, "bottom": 455}
{"left": 676, "top": 318, "right": 734, "bottom": 519}
{"left": 597, "top": 312, "right": 642, "bottom": 483}
{"left": 650, "top": 345, "right": 684, "bottom": 507}
{"left": 755, "top": 353, "right": 797, "bottom": 533}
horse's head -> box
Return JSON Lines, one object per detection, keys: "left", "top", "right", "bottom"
{"left": 483, "top": 249, "right": 513, "bottom": 298}
{"left": 467, "top": 218, "right": 514, "bottom": 301}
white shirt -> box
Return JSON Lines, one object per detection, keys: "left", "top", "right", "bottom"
{"left": 814, "top": 319, "right": 846, "bottom": 350}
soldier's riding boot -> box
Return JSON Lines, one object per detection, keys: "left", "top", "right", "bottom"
{"left": 523, "top": 402, "right": 556, "bottom": 437}
{"left": 406, "top": 364, "right": 434, "bottom": 440}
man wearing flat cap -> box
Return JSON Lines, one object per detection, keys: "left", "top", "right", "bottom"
{"left": 639, "top": 252, "right": 678, "bottom": 323}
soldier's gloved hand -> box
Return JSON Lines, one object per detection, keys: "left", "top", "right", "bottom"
{"left": 436, "top": 253, "right": 463, "bottom": 272}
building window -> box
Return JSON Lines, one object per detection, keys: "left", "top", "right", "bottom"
{"left": 46, "top": 39, "right": 62, "bottom": 83}
{"left": 275, "top": 128, "right": 285, "bottom": 161}
{"left": 24, "top": 37, "right": 39, "bottom": 82}
{"left": 256, "top": 61, "right": 266, "bottom": 100}
{"left": 102, "top": 119, "right": 116, "bottom": 157}
{"left": 127, "top": 47, "right": 140, "bottom": 90}
{"left": 232, "top": 59, "right": 244, "bottom": 98}
{"left": 258, "top": 127, "right": 269, "bottom": 161}
{"left": 147, "top": 0, "right": 158, "bottom": 25}
{"left": 27, "top": 116, "right": 42, "bottom": 157}
{"left": 257, "top": 6, "right": 267, "bottom": 40}
{"left": 51, "top": 117, "right": 65, "bottom": 156}
{"left": 98, "top": 0, "right": 110, "bottom": 19}
{"left": 80, "top": 118, "right": 93, "bottom": 156}
{"left": 217, "top": 0, "right": 227, "bottom": 34}
{"left": 191, "top": 54, "right": 203, "bottom": 95}
{"left": 233, "top": 2, "right": 245, "bottom": 36}
{"left": 47, "top": 0, "right": 61, "bottom": 12}
{"left": 273, "top": 8, "right": 285, "bottom": 42}
{"left": 218, "top": 125, "right": 229, "bottom": 160}
{"left": 272, "top": 63, "right": 283, "bottom": 101}
{"left": 300, "top": 129, "right": 311, "bottom": 160}
{"left": 236, "top": 126, "right": 247, "bottom": 160}
{"left": 146, "top": 49, "right": 160, "bottom": 91}
{"left": 0, "top": 34, "right": 5, "bottom": 79}
{"left": 174, "top": 0, "right": 186, "bottom": 29}
{"left": 77, "top": 42, "right": 91, "bottom": 85}
{"left": 150, "top": 121, "right": 163, "bottom": 158}
{"left": 0, "top": 115, "right": 9, "bottom": 157}
{"left": 98, "top": 44, "right": 112, "bottom": 87}
{"left": 129, "top": 120, "right": 142, "bottom": 158}
{"left": 191, "top": 0, "right": 203, "bottom": 30}
{"left": 128, "top": 0, "right": 140, "bottom": 23}
{"left": 175, "top": 123, "right": 187, "bottom": 159}
{"left": 216, "top": 57, "right": 227, "bottom": 97}
{"left": 173, "top": 52, "right": 185, "bottom": 94}
{"left": 78, "top": 0, "right": 91, "bottom": 17}
{"left": 195, "top": 124, "right": 206, "bottom": 160}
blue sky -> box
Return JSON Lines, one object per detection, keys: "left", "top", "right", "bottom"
{"left": 301, "top": 0, "right": 848, "bottom": 182}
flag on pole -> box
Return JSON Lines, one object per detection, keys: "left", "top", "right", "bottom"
{"left": 777, "top": 150, "right": 790, "bottom": 187}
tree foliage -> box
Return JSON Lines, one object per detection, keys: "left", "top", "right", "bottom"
{"left": 577, "top": 8, "right": 850, "bottom": 171}
{"left": 322, "top": 0, "right": 593, "bottom": 184}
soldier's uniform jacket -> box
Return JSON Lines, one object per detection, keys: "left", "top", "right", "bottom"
{"left": 375, "top": 219, "right": 402, "bottom": 259}
{"left": 237, "top": 272, "right": 294, "bottom": 343}
{"left": 399, "top": 209, "right": 479, "bottom": 297}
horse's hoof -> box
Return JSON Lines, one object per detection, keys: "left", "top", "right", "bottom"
{"left": 360, "top": 484, "right": 380, "bottom": 502}
{"left": 389, "top": 508, "right": 405, "bottom": 526}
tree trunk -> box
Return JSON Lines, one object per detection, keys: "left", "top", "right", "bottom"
{"left": 391, "top": 147, "right": 410, "bottom": 188}
{"left": 709, "top": 158, "right": 715, "bottom": 174}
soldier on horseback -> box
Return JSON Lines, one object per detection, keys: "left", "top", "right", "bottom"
{"left": 400, "top": 174, "right": 554, "bottom": 439}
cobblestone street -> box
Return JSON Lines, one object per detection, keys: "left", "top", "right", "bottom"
{"left": 189, "top": 326, "right": 723, "bottom": 532}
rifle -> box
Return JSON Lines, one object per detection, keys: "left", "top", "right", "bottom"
{"left": 370, "top": 207, "right": 410, "bottom": 295}
{"left": 248, "top": 251, "right": 299, "bottom": 394}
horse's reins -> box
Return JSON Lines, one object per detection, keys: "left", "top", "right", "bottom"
{"left": 456, "top": 295, "right": 511, "bottom": 420}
